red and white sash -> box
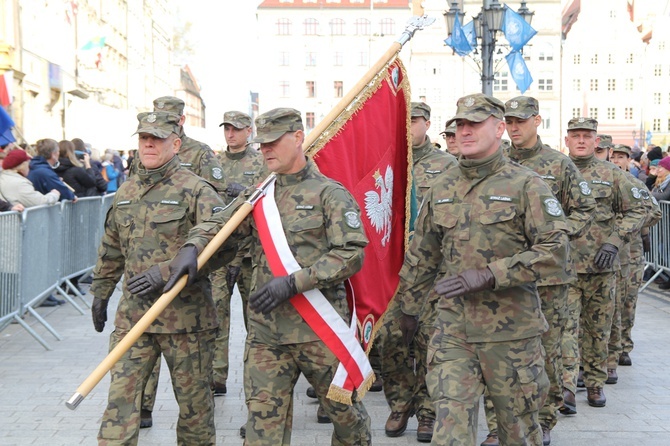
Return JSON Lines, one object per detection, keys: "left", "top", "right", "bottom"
{"left": 252, "top": 179, "right": 374, "bottom": 404}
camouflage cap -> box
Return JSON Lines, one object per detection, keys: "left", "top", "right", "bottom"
{"left": 612, "top": 143, "right": 632, "bottom": 156}
{"left": 219, "top": 110, "right": 252, "bottom": 129}
{"left": 411, "top": 102, "right": 431, "bottom": 120}
{"left": 504, "top": 96, "right": 539, "bottom": 119}
{"left": 153, "top": 96, "right": 185, "bottom": 115}
{"left": 442, "top": 120, "right": 457, "bottom": 135}
{"left": 133, "top": 111, "right": 181, "bottom": 138}
{"left": 445, "top": 93, "right": 505, "bottom": 127}
{"left": 251, "top": 108, "right": 303, "bottom": 144}
{"left": 567, "top": 117, "right": 598, "bottom": 132}
{"left": 597, "top": 134, "right": 613, "bottom": 149}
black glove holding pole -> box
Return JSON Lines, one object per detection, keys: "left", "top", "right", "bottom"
{"left": 249, "top": 275, "right": 297, "bottom": 314}
{"left": 594, "top": 243, "right": 618, "bottom": 270}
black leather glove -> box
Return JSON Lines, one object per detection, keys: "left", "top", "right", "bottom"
{"left": 249, "top": 275, "right": 297, "bottom": 314}
{"left": 400, "top": 313, "right": 418, "bottom": 347}
{"left": 642, "top": 233, "right": 651, "bottom": 254}
{"left": 126, "top": 265, "right": 165, "bottom": 297}
{"left": 92, "top": 297, "right": 109, "bottom": 333}
{"left": 226, "top": 265, "right": 241, "bottom": 295}
{"left": 164, "top": 245, "right": 199, "bottom": 292}
{"left": 434, "top": 268, "right": 495, "bottom": 298}
{"left": 225, "top": 182, "right": 246, "bottom": 198}
{"left": 594, "top": 243, "right": 618, "bottom": 269}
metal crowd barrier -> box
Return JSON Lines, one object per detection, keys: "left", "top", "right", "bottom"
{"left": 641, "top": 200, "right": 670, "bottom": 291}
{"left": 0, "top": 194, "right": 115, "bottom": 349}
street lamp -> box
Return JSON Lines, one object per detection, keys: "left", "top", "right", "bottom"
{"left": 444, "top": 1, "right": 534, "bottom": 95}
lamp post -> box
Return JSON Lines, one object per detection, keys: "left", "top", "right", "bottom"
{"left": 444, "top": 1, "right": 534, "bottom": 95}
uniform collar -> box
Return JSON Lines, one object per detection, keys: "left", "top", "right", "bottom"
{"left": 225, "top": 145, "right": 251, "bottom": 160}
{"left": 570, "top": 153, "right": 596, "bottom": 169}
{"left": 137, "top": 155, "right": 181, "bottom": 185}
{"left": 412, "top": 135, "right": 434, "bottom": 161}
{"left": 275, "top": 157, "right": 313, "bottom": 186}
{"left": 459, "top": 147, "right": 506, "bottom": 179}
{"left": 509, "top": 135, "right": 544, "bottom": 161}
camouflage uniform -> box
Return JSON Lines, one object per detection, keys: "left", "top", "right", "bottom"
{"left": 141, "top": 97, "right": 227, "bottom": 414}
{"left": 211, "top": 110, "right": 268, "bottom": 390}
{"left": 186, "top": 108, "right": 371, "bottom": 446}
{"left": 379, "top": 101, "right": 457, "bottom": 430}
{"left": 483, "top": 97, "right": 596, "bottom": 436}
{"left": 401, "top": 94, "right": 571, "bottom": 446}
{"left": 91, "top": 112, "right": 226, "bottom": 446}
{"left": 562, "top": 120, "right": 647, "bottom": 395}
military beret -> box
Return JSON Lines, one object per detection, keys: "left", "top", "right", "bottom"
{"left": 251, "top": 108, "right": 304, "bottom": 144}
{"left": 504, "top": 96, "right": 539, "bottom": 119}
{"left": 134, "top": 111, "right": 181, "bottom": 138}
{"left": 597, "top": 134, "right": 613, "bottom": 149}
{"left": 567, "top": 117, "right": 598, "bottom": 132}
{"left": 219, "top": 111, "right": 252, "bottom": 129}
{"left": 411, "top": 102, "right": 431, "bottom": 120}
{"left": 445, "top": 93, "right": 505, "bottom": 127}
{"left": 611, "top": 144, "right": 632, "bottom": 156}
{"left": 153, "top": 96, "right": 185, "bottom": 115}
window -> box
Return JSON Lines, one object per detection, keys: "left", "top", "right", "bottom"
{"left": 591, "top": 54, "right": 598, "bottom": 64}
{"left": 573, "top": 79, "right": 581, "bottom": 91}
{"left": 626, "top": 53, "right": 634, "bottom": 63}
{"left": 276, "top": 18, "right": 291, "bottom": 35}
{"left": 607, "top": 79, "right": 616, "bottom": 91}
{"left": 305, "top": 52, "right": 316, "bottom": 66}
{"left": 654, "top": 92, "right": 662, "bottom": 104}
{"left": 354, "top": 18, "right": 370, "bottom": 35}
{"left": 279, "top": 52, "right": 290, "bottom": 66}
{"left": 625, "top": 107, "right": 633, "bottom": 120}
{"left": 538, "top": 44, "right": 553, "bottom": 61}
{"left": 334, "top": 81, "right": 343, "bottom": 98}
{"left": 333, "top": 52, "right": 343, "bottom": 66}
{"left": 655, "top": 64, "right": 662, "bottom": 76}
{"left": 608, "top": 54, "right": 615, "bottom": 64}
{"left": 306, "top": 112, "right": 316, "bottom": 130}
{"left": 280, "top": 81, "right": 290, "bottom": 97}
{"left": 538, "top": 79, "right": 553, "bottom": 91}
{"left": 590, "top": 79, "right": 598, "bottom": 91}
{"left": 330, "top": 18, "right": 345, "bottom": 36}
{"left": 660, "top": 41, "right": 666, "bottom": 50}
{"left": 653, "top": 118, "right": 661, "bottom": 132}
{"left": 541, "top": 116, "right": 551, "bottom": 130}
{"left": 494, "top": 78, "right": 508, "bottom": 92}
{"left": 607, "top": 107, "right": 616, "bottom": 120}
{"left": 589, "top": 108, "right": 598, "bottom": 120}
{"left": 379, "top": 18, "right": 394, "bottom": 35}
{"left": 625, "top": 78, "right": 634, "bottom": 91}
{"left": 304, "top": 18, "right": 318, "bottom": 35}
{"left": 306, "top": 81, "right": 316, "bottom": 98}
{"left": 358, "top": 51, "right": 368, "bottom": 66}
{"left": 609, "top": 9, "right": 617, "bottom": 18}
{"left": 572, "top": 107, "right": 581, "bottom": 118}
{"left": 573, "top": 54, "right": 581, "bottom": 64}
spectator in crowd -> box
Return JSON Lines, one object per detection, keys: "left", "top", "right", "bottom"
{"left": 646, "top": 159, "right": 660, "bottom": 190}
{"left": 651, "top": 157, "right": 670, "bottom": 202}
{"left": 73, "top": 138, "right": 107, "bottom": 195}
{"left": 0, "top": 149, "right": 61, "bottom": 207}
{"left": 0, "top": 197, "right": 24, "bottom": 212}
{"left": 56, "top": 140, "right": 99, "bottom": 197}
{"left": 111, "top": 149, "right": 126, "bottom": 186}
{"left": 27, "top": 139, "right": 75, "bottom": 201}
{"left": 101, "top": 152, "right": 120, "bottom": 193}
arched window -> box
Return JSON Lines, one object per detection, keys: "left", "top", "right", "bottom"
{"left": 276, "top": 18, "right": 291, "bottom": 36}
{"left": 330, "top": 18, "right": 345, "bottom": 36}
{"left": 354, "top": 18, "right": 370, "bottom": 35}
{"left": 379, "top": 18, "right": 394, "bottom": 36}
{"left": 304, "top": 18, "right": 319, "bottom": 35}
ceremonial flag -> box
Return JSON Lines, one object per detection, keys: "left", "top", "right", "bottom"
{"left": 501, "top": 5, "right": 537, "bottom": 51}
{"left": 462, "top": 20, "right": 477, "bottom": 49}
{"left": 506, "top": 50, "right": 533, "bottom": 93}
{"left": 0, "top": 106, "right": 16, "bottom": 145}
{"left": 0, "top": 71, "right": 13, "bottom": 106}
{"left": 81, "top": 36, "right": 106, "bottom": 51}
{"left": 444, "top": 14, "right": 473, "bottom": 56}
{"left": 307, "top": 59, "right": 412, "bottom": 353}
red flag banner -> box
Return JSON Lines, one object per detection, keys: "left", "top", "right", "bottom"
{"left": 307, "top": 58, "right": 412, "bottom": 352}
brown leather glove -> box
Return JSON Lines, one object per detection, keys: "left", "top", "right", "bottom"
{"left": 226, "top": 266, "right": 241, "bottom": 295}
{"left": 92, "top": 297, "right": 109, "bottom": 333}
{"left": 249, "top": 275, "right": 297, "bottom": 314}
{"left": 434, "top": 268, "right": 495, "bottom": 298}
{"left": 164, "top": 245, "right": 199, "bottom": 292}
{"left": 126, "top": 265, "right": 164, "bottom": 297}
{"left": 594, "top": 243, "right": 618, "bottom": 269}
{"left": 400, "top": 313, "right": 418, "bottom": 347}
{"left": 642, "top": 233, "right": 651, "bottom": 254}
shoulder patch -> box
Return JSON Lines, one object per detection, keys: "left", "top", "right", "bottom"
{"left": 543, "top": 197, "right": 563, "bottom": 217}
{"left": 344, "top": 211, "right": 361, "bottom": 229}
{"left": 631, "top": 187, "right": 641, "bottom": 199}
{"left": 579, "top": 181, "right": 592, "bottom": 195}
{"left": 211, "top": 167, "right": 223, "bottom": 180}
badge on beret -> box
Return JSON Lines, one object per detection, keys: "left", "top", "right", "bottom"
{"left": 631, "top": 187, "right": 641, "bottom": 199}
{"left": 578, "top": 117, "right": 585, "bottom": 123}
{"left": 147, "top": 113, "right": 157, "bottom": 123}
{"left": 579, "top": 181, "right": 592, "bottom": 195}
{"left": 345, "top": 211, "right": 361, "bottom": 229}
{"left": 464, "top": 97, "right": 475, "bottom": 107}
{"left": 544, "top": 198, "right": 563, "bottom": 217}
{"left": 212, "top": 167, "right": 223, "bottom": 180}
{"left": 509, "top": 100, "right": 519, "bottom": 109}
{"left": 156, "top": 101, "right": 165, "bottom": 109}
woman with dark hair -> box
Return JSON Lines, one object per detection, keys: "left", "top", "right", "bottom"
{"left": 55, "top": 140, "right": 99, "bottom": 196}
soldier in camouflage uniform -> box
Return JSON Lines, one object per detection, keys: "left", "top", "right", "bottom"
{"left": 157, "top": 108, "right": 372, "bottom": 445}
{"left": 90, "top": 111, "right": 226, "bottom": 446}
{"left": 594, "top": 134, "right": 613, "bottom": 161}
{"left": 481, "top": 96, "right": 596, "bottom": 446}
{"left": 560, "top": 118, "right": 647, "bottom": 413}
{"left": 399, "top": 93, "right": 570, "bottom": 446}
{"left": 139, "top": 96, "right": 227, "bottom": 427}
{"left": 440, "top": 120, "right": 459, "bottom": 156}
{"left": 208, "top": 111, "right": 267, "bottom": 397}
{"left": 606, "top": 144, "right": 661, "bottom": 382}
{"left": 379, "top": 101, "right": 457, "bottom": 443}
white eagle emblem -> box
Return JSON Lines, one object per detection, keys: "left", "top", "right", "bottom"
{"left": 364, "top": 166, "right": 393, "bottom": 247}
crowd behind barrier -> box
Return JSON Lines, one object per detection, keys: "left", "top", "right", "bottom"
{"left": 0, "top": 194, "right": 115, "bottom": 349}
{"left": 642, "top": 200, "right": 670, "bottom": 290}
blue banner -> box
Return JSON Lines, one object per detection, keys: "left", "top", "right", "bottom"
{"left": 444, "top": 14, "right": 473, "bottom": 57}
{"left": 462, "top": 20, "right": 477, "bottom": 48}
{"left": 501, "top": 5, "right": 537, "bottom": 51}
{"left": 506, "top": 50, "right": 533, "bottom": 93}
{"left": 0, "top": 106, "right": 15, "bottom": 145}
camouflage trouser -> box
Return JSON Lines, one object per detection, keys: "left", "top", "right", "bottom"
{"left": 562, "top": 272, "right": 615, "bottom": 391}
{"left": 243, "top": 337, "right": 371, "bottom": 445}
{"left": 211, "top": 265, "right": 233, "bottom": 387}
{"left": 141, "top": 355, "right": 161, "bottom": 412}
{"left": 378, "top": 295, "right": 435, "bottom": 420}
{"left": 484, "top": 284, "right": 567, "bottom": 433}
{"left": 427, "top": 335, "right": 548, "bottom": 446}
{"left": 608, "top": 264, "right": 631, "bottom": 369}
{"left": 236, "top": 257, "right": 253, "bottom": 329}
{"left": 621, "top": 258, "right": 645, "bottom": 354}
{"left": 99, "top": 328, "right": 216, "bottom": 446}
